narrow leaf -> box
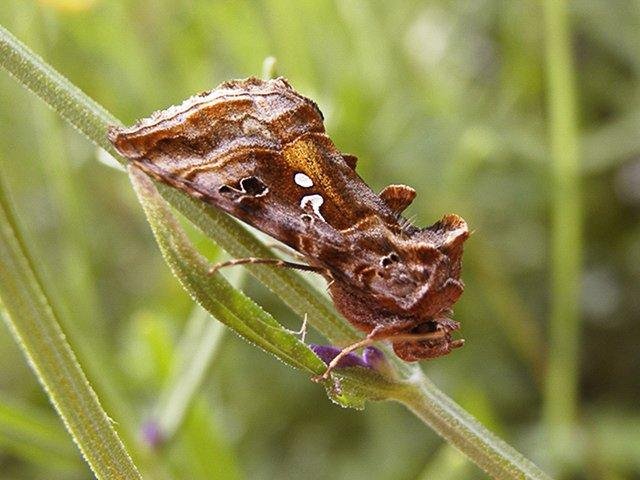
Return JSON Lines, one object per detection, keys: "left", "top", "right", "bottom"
{"left": 0, "top": 178, "right": 142, "bottom": 479}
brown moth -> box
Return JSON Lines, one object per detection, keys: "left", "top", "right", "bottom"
{"left": 109, "top": 77, "right": 469, "bottom": 377}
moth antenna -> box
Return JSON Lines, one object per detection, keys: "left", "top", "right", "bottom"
{"left": 263, "top": 242, "right": 307, "bottom": 262}
{"left": 208, "top": 257, "right": 325, "bottom": 275}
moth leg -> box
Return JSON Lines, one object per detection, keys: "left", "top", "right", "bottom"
{"left": 312, "top": 326, "right": 450, "bottom": 382}
{"left": 313, "top": 336, "right": 377, "bottom": 382}
{"left": 313, "top": 327, "right": 388, "bottom": 382}
{"left": 208, "top": 257, "right": 324, "bottom": 275}
{"left": 391, "top": 319, "right": 464, "bottom": 361}
{"left": 288, "top": 313, "right": 308, "bottom": 343}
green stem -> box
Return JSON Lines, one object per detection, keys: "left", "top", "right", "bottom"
{"left": 0, "top": 178, "right": 142, "bottom": 479}
{"left": 542, "top": 0, "right": 582, "bottom": 442}
{"left": 397, "top": 371, "right": 552, "bottom": 480}
{"left": 14, "top": 0, "right": 109, "bottom": 342}
{"left": 5, "top": 1, "right": 144, "bottom": 447}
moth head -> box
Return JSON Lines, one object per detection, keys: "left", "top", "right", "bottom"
{"left": 362, "top": 214, "right": 469, "bottom": 317}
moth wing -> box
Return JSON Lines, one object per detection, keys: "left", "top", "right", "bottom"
{"left": 132, "top": 146, "right": 350, "bottom": 255}
{"left": 109, "top": 77, "right": 395, "bottom": 262}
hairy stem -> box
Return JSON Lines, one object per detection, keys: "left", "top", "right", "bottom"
{"left": 0, "top": 177, "right": 142, "bottom": 480}
{"left": 397, "top": 371, "right": 552, "bottom": 480}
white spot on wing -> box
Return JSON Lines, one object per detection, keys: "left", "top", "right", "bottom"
{"left": 294, "top": 172, "right": 314, "bottom": 188}
{"left": 300, "top": 194, "right": 325, "bottom": 221}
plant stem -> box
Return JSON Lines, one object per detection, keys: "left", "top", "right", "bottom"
{"left": 5, "top": 0, "right": 144, "bottom": 444}
{"left": 13, "top": 0, "right": 109, "bottom": 343}
{"left": 0, "top": 178, "right": 142, "bottom": 479}
{"left": 397, "top": 371, "right": 552, "bottom": 480}
{"left": 542, "top": 0, "right": 582, "bottom": 446}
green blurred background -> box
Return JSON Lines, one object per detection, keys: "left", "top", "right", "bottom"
{"left": 1, "top": 0, "right": 639, "bottom": 479}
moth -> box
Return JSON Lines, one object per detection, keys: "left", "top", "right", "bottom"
{"left": 109, "top": 77, "right": 469, "bottom": 378}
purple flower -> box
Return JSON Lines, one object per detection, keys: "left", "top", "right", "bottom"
{"left": 362, "top": 346, "right": 385, "bottom": 369}
{"left": 140, "top": 420, "right": 164, "bottom": 448}
{"left": 310, "top": 344, "right": 387, "bottom": 371}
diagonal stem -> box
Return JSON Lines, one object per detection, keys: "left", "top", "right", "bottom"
{"left": 0, "top": 176, "right": 142, "bottom": 480}
{"left": 396, "top": 371, "right": 552, "bottom": 480}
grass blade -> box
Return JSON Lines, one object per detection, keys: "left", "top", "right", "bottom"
{"left": 542, "top": 0, "right": 583, "bottom": 463}
{"left": 0, "top": 178, "right": 142, "bottom": 479}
